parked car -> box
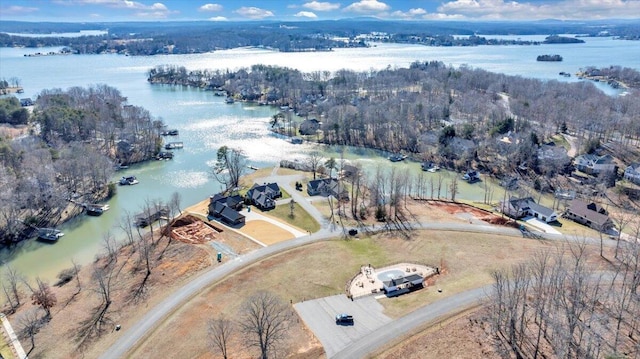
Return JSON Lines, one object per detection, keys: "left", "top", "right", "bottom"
{"left": 335, "top": 314, "right": 354, "bottom": 325}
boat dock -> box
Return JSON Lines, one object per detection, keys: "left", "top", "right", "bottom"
{"left": 134, "top": 207, "right": 169, "bottom": 227}
{"left": 165, "top": 142, "right": 183, "bottom": 150}
{"left": 37, "top": 228, "right": 64, "bottom": 242}
{"left": 83, "top": 203, "right": 110, "bottom": 216}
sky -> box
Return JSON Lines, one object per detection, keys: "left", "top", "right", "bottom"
{"left": 1, "top": 0, "right": 639, "bottom": 22}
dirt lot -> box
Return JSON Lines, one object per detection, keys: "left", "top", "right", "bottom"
{"left": 0, "top": 216, "right": 259, "bottom": 359}
{"left": 240, "top": 219, "right": 295, "bottom": 244}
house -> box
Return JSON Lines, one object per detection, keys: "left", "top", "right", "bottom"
{"left": 208, "top": 194, "right": 245, "bottom": 225}
{"left": 501, "top": 197, "right": 558, "bottom": 223}
{"left": 499, "top": 176, "right": 519, "bottom": 190}
{"left": 574, "top": 154, "right": 616, "bottom": 175}
{"left": 624, "top": 163, "right": 640, "bottom": 185}
{"left": 19, "top": 98, "right": 33, "bottom": 107}
{"left": 299, "top": 118, "right": 321, "bottom": 135}
{"left": 382, "top": 274, "right": 424, "bottom": 296}
{"left": 246, "top": 183, "right": 282, "bottom": 210}
{"left": 307, "top": 178, "right": 349, "bottom": 201}
{"left": 564, "top": 199, "right": 613, "bottom": 231}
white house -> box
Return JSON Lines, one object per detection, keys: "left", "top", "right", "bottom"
{"left": 574, "top": 154, "right": 616, "bottom": 175}
{"left": 501, "top": 197, "right": 558, "bottom": 223}
{"left": 624, "top": 163, "right": 640, "bottom": 185}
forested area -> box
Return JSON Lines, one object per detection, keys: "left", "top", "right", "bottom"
{"left": 489, "top": 240, "right": 640, "bottom": 358}
{"left": 1, "top": 19, "right": 638, "bottom": 55}
{"left": 0, "top": 85, "right": 163, "bottom": 246}
{"left": 148, "top": 63, "right": 640, "bottom": 186}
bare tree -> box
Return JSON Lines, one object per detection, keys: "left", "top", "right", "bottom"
{"left": 2, "top": 265, "right": 23, "bottom": 312}
{"left": 30, "top": 277, "right": 57, "bottom": 319}
{"left": 239, "top": 291, "right": 290, "bottom": 359}
{"left": 211, "top": 146, "right": 247, "bottom": 191}
{"left": 307, "top": 151, "right": 323, "bottom": 180}
{"left": 208, "top": 316, "right": 235, "bottom": 359}
{"left": 17, "top": 308, "right": 42, "bottom": 357}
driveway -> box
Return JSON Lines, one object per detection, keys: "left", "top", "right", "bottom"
{"left": 523, "top": 216, "right": 561, "bottom": 235}
{"left": 294, "top": 295, "right": 392, "bottom": 358}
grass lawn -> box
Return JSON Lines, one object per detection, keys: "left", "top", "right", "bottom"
{"left": 0, "top": 334, "right": 15, "bottom": 359}
{"left": 267, "top": 201, "right": 321, "bottom": 233}
{"left": 133, "top": 229, "right": 577, "bottom": 358}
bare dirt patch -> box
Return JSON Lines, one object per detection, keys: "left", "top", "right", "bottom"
{"left": 169, "top": 215, "right": 220, "bottom": 244}
{"left": 239, "top": 219, "right": 295, "bottom": 245}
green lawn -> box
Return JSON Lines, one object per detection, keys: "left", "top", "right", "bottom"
{"left": 267, "top": 201, "right": 320, "bottom": 233}
{"left": 0, "top": 334, "right": 15, "bottom": 359}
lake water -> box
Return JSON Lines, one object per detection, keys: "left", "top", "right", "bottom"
{"left": 1, "top": 37, "right": 638, "bottom": 280}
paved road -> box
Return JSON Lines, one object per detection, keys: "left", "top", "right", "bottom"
{"left": 331, "top": 285, "right": 493, "bottom": 359}
{"left": 295, "top": 295, "right": 392, "bottom": 358}
{"left": 102, "top": 169, "right": 613, "bottom": 359}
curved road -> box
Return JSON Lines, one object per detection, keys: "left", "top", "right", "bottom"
{"left": 101, "top": 172, "right": 611, "bottom": 358}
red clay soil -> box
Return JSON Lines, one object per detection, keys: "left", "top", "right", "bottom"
{"left": 423, "top": 200, "right": 518, "bottom": 227}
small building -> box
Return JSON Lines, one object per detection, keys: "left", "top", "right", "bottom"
{"left": 307, "top": 178, "right": 349, "bottom": 201}
{"left": 574, "top": 154, "right": 616, "bottom": 175}
{"left": 564, "top": 199, "right": 613, "bottom": 231}
{"left": 382, "top": 274, "right": 424, "bottom": 296}
{"left": 208, "top": 194, "right": 245, "bottom": 225}
{"left": 19, "top": 98, "right": 33, "bottom": 107}
{"left": 624, "top": 163, "right": 640, "bottom": 185}
{"left": 246, "top": 183, "right": 282, "bottom": 211}
{"left": 501, "top": 197, "right": 558, "bottom": 223}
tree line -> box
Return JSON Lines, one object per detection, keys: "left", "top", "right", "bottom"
{"left": 489, "top": 239, "right": 640, "bottom": 358}
{"left": 0, "top": 85, "right": 163, "bottom": 246}
{"left": 148, "top": 63, "right": 640, "bottom": 184}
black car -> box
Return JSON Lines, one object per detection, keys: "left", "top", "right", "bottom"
{"left": 335, "top": 314, "right": 354, "bottom": 325}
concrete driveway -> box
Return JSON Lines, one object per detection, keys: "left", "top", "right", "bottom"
{"left": 294, "top": 294, "right": 392, "bottom": 358}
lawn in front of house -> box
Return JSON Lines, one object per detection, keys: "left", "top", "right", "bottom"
{"left": 263, "top": 201, "right": 321, "bottom": 233}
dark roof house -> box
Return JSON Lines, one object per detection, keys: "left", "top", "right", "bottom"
{"left": 382, "top": 274, "right": 424, "bottom": 297}
{"left": 247, "top": 183, "right": 282, "bottom": 211}
{"left": 208, "top": 194, "right": 245, "bottom": 226}
{"left": 307, "top": 178, "right": 349, "bottom": 201}
{"left": 564, "top": 199, "right": 613, "bottom": 231}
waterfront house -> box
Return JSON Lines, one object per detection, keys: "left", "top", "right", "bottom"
{"left": 574, "top": 154, "right": 616, "bottom": 175}
{"left": 208, "top": 194, "right": 245, "bottom": 225}
{"left": 500, "top": 197, "right": 558, "bottom": 223}
{"left": 307, "top": 178, "right": 349, "bottom": 200}
{"left": 19, "top": 98, "right": 33, "bottom": 106}
{"left": 246, "top": 183, "right": 282, "bottom": 211}
{"left": 624, "top": 163, "right": 640, "bottom": 185}
{"left": 564, "top": 199, "right": 613, "bottom": 231}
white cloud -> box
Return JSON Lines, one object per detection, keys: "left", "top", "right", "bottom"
{"left": 303, "top": 1, "right": 341, "bottom": 11}
{"left": 344, "top": 0, "right": 390, "bottom": 13}
{"left": 208, "top": 16, "right": 228, "bottom": 21}
{"left": 437, "top": 0, "right": 640, "bottom": 20}
{"left": 390, "top": 7, "right": 427, "bottom": 19}
{"left": 295, "top": 11, "right": 318, "bottom": 18}
{"left": 1, "top": 5, "right": 39, "bottom": 15}
{"left": 199, "top": 3, "right": 222, "bottom": 12}
{"left": 234, "top": 6, "right": 275, "bottom": 19}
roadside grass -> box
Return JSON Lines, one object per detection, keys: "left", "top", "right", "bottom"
{"left": 134, "top": 229, "right": 561, "bottom": 358}
{"left": 0, "top": 335, "right": 15, "bottom": 359}
{"left": 265, "top": 201, "right": 321, "bottom": 233}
